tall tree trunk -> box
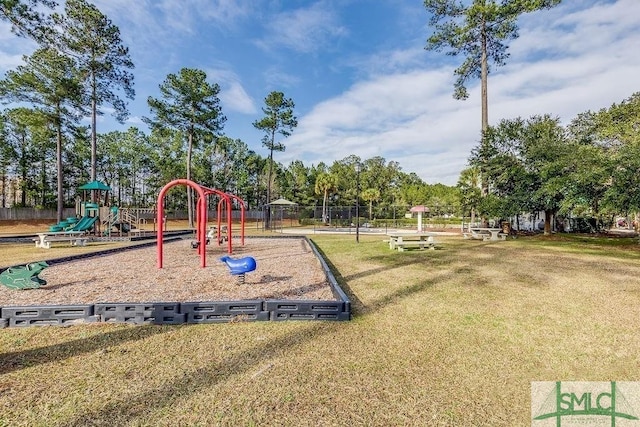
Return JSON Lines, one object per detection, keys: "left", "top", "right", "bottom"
{"left": 187, "top": 130, "right": 194, "bottom": 228}
{"left": 40, "top": 158, "right": 46, "bottom": 208}
{"left": 544, "top": 209, "right": 553, "bottom": 235}
{"left": 322, "top": 190, "right": 328, "bottom": 224}
{"left": 56, "top": 117, "right": 63, "bottom": 223}
{"left": 20, "top": 133, "right": 27, "bottom": 206}
{"left": 265, "top": 134, "right": 275, "bottom": 229}
{"left": 470, "top": 207, "right": 476, "bottom": 232}
{"left": 480, "top": 20, "right": 489, "bottom": 227}
{"left": 481, "top": 28, "right": 488, "bottom": 133}
{"left": 91, "top": 73, "right": 97, "bottom": 203}
{"left": 1, "top": 171, "right": 5, "bottom": 208}
{"left": 131, "top": 165, "right": 137, "bottom": 206}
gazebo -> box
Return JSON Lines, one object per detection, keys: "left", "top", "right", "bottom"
{"left": 266, "top": 198, "right": 298, "bottom": 230}
{"left": 410, "top": 205, "right": 430, "bottom": 231}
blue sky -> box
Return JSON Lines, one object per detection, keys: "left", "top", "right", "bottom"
{"left": 1, "top": 0, "right": 639, "bottom": 185}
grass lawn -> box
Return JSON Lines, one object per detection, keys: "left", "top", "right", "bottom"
{"left": 1, "top": 231, "right": 639, "bottom": 426}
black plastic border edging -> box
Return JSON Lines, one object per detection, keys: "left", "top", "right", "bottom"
{"left": 0, "top": 236, "right": 351, "bottom": 327}
{"left": 305, "top": 236, "right": 350, "bottom": 307}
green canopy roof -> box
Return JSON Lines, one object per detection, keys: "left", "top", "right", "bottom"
{"left": 78, "top": 180, "right": 111, "bottom": 191}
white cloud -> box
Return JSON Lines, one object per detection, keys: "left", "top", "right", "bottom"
{"left": 281, "top": 67, "right": 479, "bottom": 183}
{"left": 354, "top": 46, "right": 428, "bottom": 77}
{"left": 263, "top": 67, "right": 301, "bottom": 90}
{"left": 0, "top": 51, "right": 27, "bottom": 73}
{"left": 219, "top": 80, "right": 255, "bottom": 115}
{"left": 88, "top": 0, "right": 174, "bottom": 73}
{"left": 197, "top": 0, "right": 253, "bottom": 26}
{"left": 154, "top": 0, "right": 253, "bottom": 33}
{"left": 0, "top": 22, "right": 37, "bottom": 72}
{"left": 157, "top": 1, "right": 196, "bottom": 34}
{"left": 126, "top": 116, "right": 145, "bottom": 125}
{"left": 206, "top": 66, "right": 256, "bottom": 114}
{"left": 256, "top": 2, "right": 347, "bottom": 53}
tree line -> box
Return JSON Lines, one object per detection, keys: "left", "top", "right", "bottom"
{"left": 460, "top": 92, "right": 640, "bottom": 233}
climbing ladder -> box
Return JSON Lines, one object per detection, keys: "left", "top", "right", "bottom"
{"left": 101, "top": 208, "right": 135, "bottom": 236}
{"left": 101, "top": 207, "right": 155, "bottom": 236}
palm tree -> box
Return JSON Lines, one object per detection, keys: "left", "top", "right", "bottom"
{"left": 314, "top": 172, "right": 337, "bottom": 224}
{"left": 361, "top": 188, "right": 380, "bottom": 220}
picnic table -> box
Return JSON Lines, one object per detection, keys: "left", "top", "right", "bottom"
{"left": 33, "top": 231, "right": 88, "bottom": 249}
{"left": 388, "top": 232, "right": 439, "bottom": 251}
{"left": 463, "top": 228, "right": 506, "bottom": 241}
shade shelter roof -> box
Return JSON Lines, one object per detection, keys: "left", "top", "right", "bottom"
{"left": 78, "top": 180, "right": 111, "bottom": 191}
{"left": 267, "top": 198, "right": 298, "bottom": 206}
{"left": 410, "top": 205, "right": 429, "bottom": 213}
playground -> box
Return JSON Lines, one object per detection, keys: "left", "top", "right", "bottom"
{"left": 0, "top": 179, "right": 351, "bottom": 325}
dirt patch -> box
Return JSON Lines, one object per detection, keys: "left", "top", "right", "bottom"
{"left": 0, "top": 220, "right": 53, "bottom": 234}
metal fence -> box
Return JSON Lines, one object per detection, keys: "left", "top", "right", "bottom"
{"left": 0, "top": 205, "right": 462, "bottom": 230}
{"left": 263, "top": 205, "right": 461, "bottom": 230}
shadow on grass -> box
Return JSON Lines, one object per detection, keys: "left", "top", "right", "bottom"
{"left": 0, "top": 324, "right": 177, "bottom": 376}
{"left": 345, "top": 253, "right": 441, "bottom": 282}
{"left": 356, "top": 272, "right": 447, "bottom": 316}
{"left": 312, "top": 242, "right": 460, "bottom": 317}
{"left": 311, "top": 244, "right": 367, "bottom": 314}
{"left": 59, "top": 269, "right": 454, "bottom": 426}
{"left": 61, "top": 322, "right": 339, "bottom": 426}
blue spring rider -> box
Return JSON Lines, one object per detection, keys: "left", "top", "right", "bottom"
{"left": 219, "top": 256, "right": 257, "bottom": 284}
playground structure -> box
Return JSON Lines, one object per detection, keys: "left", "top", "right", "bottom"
{"left": 100, "top": 206, "right": 156, "bottom": 236}
{"left": 156, "top": 179, "right": 247, "bottom": 268}
{"left": 48, "top": 178, "right": 159, "bottom": 237}
{"left": 48, "top": 180, "right": 110, "bottom": 234}
{"left": 48, "top": 201, "right": 139, "bottom": 235}
{"left": 48, "top": 201, "right": 101, "bottom": 232}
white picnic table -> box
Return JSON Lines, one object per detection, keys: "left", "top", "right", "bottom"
{"left": 387, "top": 232, "right": 438, "bottom": 251}
{"left": 464, "top": 228, "right": 506, "bottom": 241}
{"left": 33, "top": 231, "right": 88, "bottom": 249}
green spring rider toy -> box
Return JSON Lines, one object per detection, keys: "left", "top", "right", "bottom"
{"left": 0, "top": 261, "right": 49, "bottom": 290}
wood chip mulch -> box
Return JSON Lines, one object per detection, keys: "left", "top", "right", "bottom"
{"left": 0, "top": 238, "right": 335, "bottom": 306}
